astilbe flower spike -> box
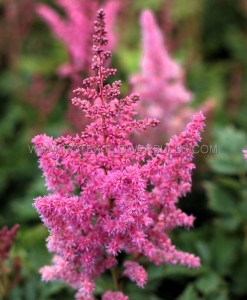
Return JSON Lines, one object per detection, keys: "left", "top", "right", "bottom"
{"left": 131, "top": 10, "right": 193, "bottom": 140}
{"left": 32, "top": 9, "right": 205, "bottom": 299}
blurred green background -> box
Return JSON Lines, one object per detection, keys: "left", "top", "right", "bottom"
{"left": 1, "top": 0, "right": 247, "bottom": 299}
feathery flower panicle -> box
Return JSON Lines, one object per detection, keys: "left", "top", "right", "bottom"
{"left": 37, "top": 0, "right": 120, "bottom": 77}
{"left": 131, "top": 10, "right": 193, "bottom": 140}
{"left": 33, "top": 9, "right": 205, "bottom": 299}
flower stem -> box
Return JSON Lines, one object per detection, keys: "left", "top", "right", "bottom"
{"left": 111, "top": 267, "right": 121, "bottom": 291}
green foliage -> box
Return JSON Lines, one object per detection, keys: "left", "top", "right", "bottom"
{"left": 209, "top": 127, "right": 247, "bottom": 175}
{"left": 177, "top": 285, "right": 199, "bottom": 300}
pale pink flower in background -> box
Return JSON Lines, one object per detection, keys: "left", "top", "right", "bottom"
{"left": 33, "top": 9, "right": 205, "bottom": 299}
{"left": 0, "top": 0, "right": 35, "bottom": 64}
{"left": 0, "top": 224, "right": 20, "bottom": 298}
{"left": 26, "top": 74, "right": 63, "bottom": 120}
{"left": 243, "top": 150, "right": 247, "bottom": 161}
{"left": 0, "top": 225, "right": 19, "bottom": 261}
{"left": 37, "top": 0, "right": 121, "bottom": 132}
{"left": 131, "top": 10, "right": 193, "bottom": 142}
{"left": 37, "top": 0, "right": 120, "bottom": 78}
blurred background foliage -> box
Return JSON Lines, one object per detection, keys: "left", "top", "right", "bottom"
{"left": 1, "top": 0, "right": 247, "bottom": 299}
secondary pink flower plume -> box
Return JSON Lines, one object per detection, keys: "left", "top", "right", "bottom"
{"left": 26, "top": 74, "right": 63, "bottom": 121}
{"left": 243, "top": 150, "right": 247, "bottom": 161}
{"left": 37, "top": 0, "right": 120, "bottom": 77}
{"left": 131, "top": 10, "right": 193, "bottom": 140}
{"left": 0, "top": 224, "right": 21, "bottom": 298}
{"left": 0, "top": 0, "right": 35, "bottom": 64}
{"left": 0, "top": 225, "right": 19, "bottom": 261}
{"left": 33, "top": 9, "right": 205, "bottom": 299}
{"left": 37, "top": 0, "right": 121, "bottom": 132}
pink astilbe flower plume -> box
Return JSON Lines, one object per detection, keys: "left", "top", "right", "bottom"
{"left": 32, "top": 9, "right": 205, "bottom": 299}
{"left": 131, "top": 10, "right": 193, "bottom": 140}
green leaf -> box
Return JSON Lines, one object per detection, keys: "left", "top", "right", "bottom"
{"left": 195, "top": 241, "right": 211, "bottom": 263}
{"left": 133, "top": 0, "right": 163, "bottom": 11}
{"left": 204, "top": 182, "right": 236, "bottom": 215}
{"left": 148, "top": 264, "right": 204, "bottom": 281}
{"left": 195, "top": 272, "right": 222, "bottom": 295}
{"left": 204, "top": 290, "right": 229, "bottom": 300}
{"left": 215, "top": 216, "right": 240, "bottom": 232}
{"left": 238, "top": 200, "right": 247, "bottom": 222}
{"left": 95, "top": 275, "right": 114, "bottom": 295}
{"left": 177, "top": 285, "right": 200, "bottom": 300}
{"left": 232, "top": 257, "right": 247, "bottom": 295}
{"left": 116, "top": 47, "right": 140, "bottom": 74}
{"left": 210, "top": 234, "right": 240, "bottom": 275}
{"left": 172, "top": 0, "right": 201, "bottom": 21}
{"left": 208, "top": 127, "right": 247, "bottom": 175}
{"left": 125, "top": 287, "right": 156, "bottom": 300}
{"left": 217, "top": 177, "right": 243, "bottom": 190}
{"left": 19, "top": 225, "right": 50, "bottom": 269}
